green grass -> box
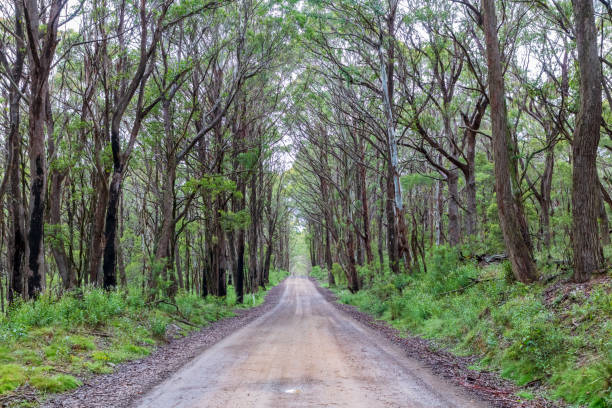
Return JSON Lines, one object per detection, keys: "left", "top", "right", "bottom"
{"left": 315, "top": 245, "right": 612, "bottom": 408}
{"left": 0, "top": 268, "right": 289, "bottom": 403}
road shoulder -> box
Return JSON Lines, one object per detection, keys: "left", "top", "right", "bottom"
{"left": 310, "top": 277, "right": 559, "bottom": 408}
{"left": 41, "top": 281, "right": 287, "bottom": 408}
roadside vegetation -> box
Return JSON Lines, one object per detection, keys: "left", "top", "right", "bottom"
{"left": 310, "top": 253, "right": 611, "bottom": 408}
{"left": 0, "top": 269, "right": 287, "bottom": 405}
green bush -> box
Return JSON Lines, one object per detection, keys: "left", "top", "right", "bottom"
{"left": 310, "top": 265, "right": 327, "bottom": 281}
{"left": 149, "top": 315, "right": 169, "bottom": 338}
{"left": 331, "top": 263, "right": 346, "bottom": 287}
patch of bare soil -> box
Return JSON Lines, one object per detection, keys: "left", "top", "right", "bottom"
{"left": 41, "top": 282, "right": 287, "bottom": 408}
{"left": 311, "top": 278, "right": 565, "bottom": 408}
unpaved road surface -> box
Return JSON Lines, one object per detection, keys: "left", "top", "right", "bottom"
{"left": 134, "top": 276, "right": 488, "bottom": 408}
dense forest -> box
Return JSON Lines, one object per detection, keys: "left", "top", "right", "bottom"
{"left": 292, "top": 0, "right": 612, "bottom": 287}
{"left": 0, "top": 0, "right": 611, "bottom": 406}
{"left": 0, "top": 0, "right": 295, "bottom": 305}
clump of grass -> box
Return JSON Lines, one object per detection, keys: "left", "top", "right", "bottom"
{"left": 0, "top": 364, "right": 26, "bottom": 393}
{"left": 29, "top": 374, "right": 81, "bottom": 393}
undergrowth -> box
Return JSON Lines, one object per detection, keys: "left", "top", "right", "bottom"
{"left": 0, "top": 269, "right": 288, "bottom": 404}
{"left": 313, "top": 246, "right": 612, "bottom": 408}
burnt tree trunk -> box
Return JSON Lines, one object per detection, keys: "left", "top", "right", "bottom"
{"left": 24, "top": 0, "right": 64, "bottom": 296}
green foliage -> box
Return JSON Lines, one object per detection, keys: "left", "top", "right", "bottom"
{"left": 331, "top": 263, "right": 346, "bottom": 287}
{"left": 309, "top": 265, "right": 327, "bottom": 281}
{"left": 149, "top": 314, "right": 169, "bottom": 338}
{"left": 329, "top": 246, "right": 612, "bottom": 407}
{"left": 0, "top": 364, "right": 26, "bottom": 393}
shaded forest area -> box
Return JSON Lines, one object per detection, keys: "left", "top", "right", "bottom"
{"left": 0, "top": 0, "right": 293, "bottom": 305}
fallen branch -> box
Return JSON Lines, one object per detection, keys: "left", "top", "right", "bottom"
{"left": 149, "top": 299, "right": 198, "bottom": 327}
{"left": 439, "top": 278, "right": 500, "bottom": 296}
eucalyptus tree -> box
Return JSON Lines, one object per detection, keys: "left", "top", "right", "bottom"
{"left": 570, "top": 0, "right": 605, "bottom": 282}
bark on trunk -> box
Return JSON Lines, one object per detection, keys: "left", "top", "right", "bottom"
{"left": 89, "top": 175, "right": 108, "bottom": 285}
{"left": 248, "top": 174, "right": 260, "bottom": 289}
{"left": 7, "top": 1, "right": 26, "bottom": 301}
{"left": 448, "top": 170, "right": 461, "bottom": 246}
{"left": 102, "top": 170, "right": 122, "bottom": 289}
{"left": 571, "top": 0, "right": 604, "bottom": 282}
{"left": 48, "top": 170, "right": 75, "bottom": 290}
{"left": 482, "top": 0, "right": 537, "bottom": 283}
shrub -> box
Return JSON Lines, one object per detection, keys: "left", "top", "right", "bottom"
{"left": 149, "top": 315, "right": 168, "bottom": 338}
{"left": 310, "top": 265, "right": 327, "bottom": 281}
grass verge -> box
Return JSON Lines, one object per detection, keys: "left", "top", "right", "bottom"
{"left": 311, "top": 247, "right": 611, "bottom": 408}
{"left": 0, "top": 269, "right": 288, "bottom": 406}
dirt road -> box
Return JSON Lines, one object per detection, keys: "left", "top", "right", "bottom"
{"left": 133, "top": 275, "right": 488, "bottom": 408}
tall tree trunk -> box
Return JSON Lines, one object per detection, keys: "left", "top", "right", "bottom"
{"left": 482, "top": 0, "right": 537, "bottom": 283}
{"left": 377, "top": 179, "right": 385, "bottom": 267}
{"left": 540, "top": 130, "right": 555, "bottom": 251}
{"left": 233, "top": 180, "right": 246, "bottom": 303}
{"left": 46, "top": 94, "right": 74, "bottom": 291}
{"left": 89, "top": 175, "right": 108, "bottom": 285}
{"left": 378, "top": 9, "right": 411, "bottom": 272}
{"left": 358, "top": 154, "right": 373, "bottom": 264}
{"left": 48, "top": 170, "right": 74, "bottom": 290}
{"left": 153, "top": 98, "right": 177, "bottom": 296}
{"left": 102, "top": 170, "right": 122, "bottom": 289}
{"left": 434, "top": 174, "right": 443, "bottom": 246}
{"left": 23, "top": 0, "right": 63, "bottom": 297}
{"left": 118, "top": 192, "right": 127, "bottom": 287}
{"left": 26, "top": 65, "right": 48, "bottom": 299}
{"left": 7, "top": 0, "right": 26, "bottom": 301}
{"left": 571, "top": 0, "right": 604, "bottom": 282}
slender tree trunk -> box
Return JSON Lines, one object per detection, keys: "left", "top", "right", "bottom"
{"left": 234, "top": 182, "right": 246, "bottom": 303}
{"left": 465, "top": 132, "right": 477, "bottom": 237}
{"left": 541, "top": 132, "right": 555, "bottom": 250}
{"left": 48, "top": 170, "right": 74, "bottom": 289}
{"left": 117, "top": 191, "right": 127, "bottom": 287}
{"left": 153, "top": 98, "right": 177, "bottom": 296}
{"left": 358, "top": 155, "right": 373, "bottom": 264}
{"left": 448, "top": 171, "right": 461, "bottom": 246}
{"left": 248, "top": 174, "right": 259, "bottom": 289}
{"left": 482, "top": 0, "right": 537, "bottom": 283}
{"left": 571, "top": 0, "right": 604, "bottom": 282}
{"left": 90, "top": 175, "right": 108, "bottom": 285}
{"left": 377, "top": 179, "right": 385, "bottom": 267}
{"left": 434, "top": 175, "right": 442, "bottom": 246}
